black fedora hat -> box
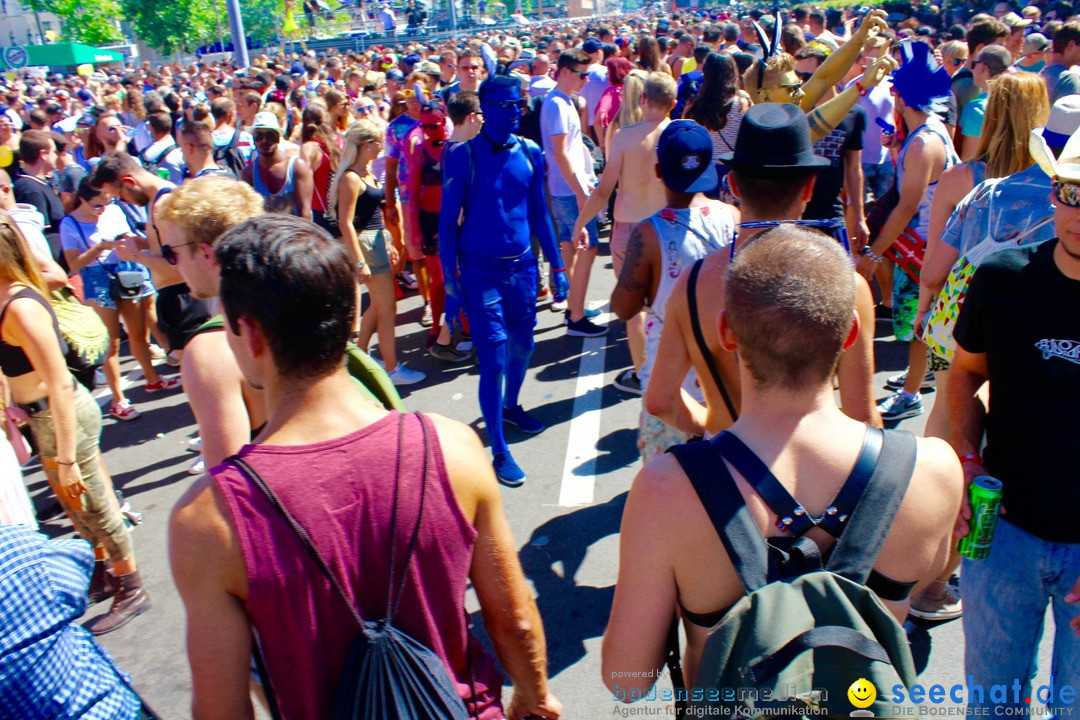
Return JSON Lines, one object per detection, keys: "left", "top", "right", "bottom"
{"left": 718, "top": 103, "right": 830, "bottom": 170}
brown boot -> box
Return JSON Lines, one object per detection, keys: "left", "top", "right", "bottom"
{"left": 85, "top": 570, "right": 151, "bottom": 635}
{"left": 86, "top": 561, "right": 120, "bottom": 605}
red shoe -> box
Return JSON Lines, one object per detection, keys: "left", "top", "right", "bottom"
{"left": 144, "top": 376, "right": 181, "bottom": 393}
{"left": 109, "top": 400, "right": 141, "bottom": 421}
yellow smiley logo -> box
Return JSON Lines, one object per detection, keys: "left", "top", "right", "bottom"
{"left": 847, "top": 678, "right": 877, "bottom": 709}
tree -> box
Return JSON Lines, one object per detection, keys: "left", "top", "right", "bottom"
{"left": 121, "top": 0, "right": 218, "bottom": 54}
{"left": 26, "top": 0, "right": 125, "bottom": 44}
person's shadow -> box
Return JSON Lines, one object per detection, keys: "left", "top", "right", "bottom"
{"left": 472, "top": 493, "right": 627, "bottom": 679}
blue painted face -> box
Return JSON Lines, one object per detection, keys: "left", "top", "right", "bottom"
{"left": 480, "top": 82, "right": 524, "bottom": 136}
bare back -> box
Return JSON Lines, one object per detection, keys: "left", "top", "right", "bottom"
{"left": 611, "top": 119, "right": 671, "bottom": 224}
{"left": 671, "top": 251, "right": 742, "bottom": 434}
{"left": 662, "top": 422, "right": 960, "bottom": 680}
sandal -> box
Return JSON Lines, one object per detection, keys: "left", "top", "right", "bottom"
{"left": 109, "top": 400, "right": 141, "bottom": 421}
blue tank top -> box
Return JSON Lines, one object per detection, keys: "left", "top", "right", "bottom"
{"left": 252, "top": 155, "right": 298, "bottom": 216}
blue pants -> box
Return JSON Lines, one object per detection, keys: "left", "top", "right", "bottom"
{"left": 459, "top": 258, "right": 538, "bottom": 456}
{"left": 961, "top": 518, "right": 1080, "bottom": 716}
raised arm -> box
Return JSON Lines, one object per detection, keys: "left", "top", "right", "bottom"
{"left": 801, "top": 10, "right": 887, "bottom": 110}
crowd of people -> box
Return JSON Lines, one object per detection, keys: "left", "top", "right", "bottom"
{"left": 1, "top": 1, "right": 1079, "bottom": 718}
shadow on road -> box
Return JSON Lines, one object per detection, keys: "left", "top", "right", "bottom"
{"left": 513, "top": 492, "right": 628, "bottom": 678}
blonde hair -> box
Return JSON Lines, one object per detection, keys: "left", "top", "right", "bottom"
{"left": 642, "top": 71, "right": 678, "bottom": 108}
{"left": 617, "top": 70, "right": 649, "bottom": 128}
{"left": 157, "top": 176, "right": 265, "bottom": 250}
{"left": 327, "top": 120, "right": 385, "bottom": 219}
{"left": 743, "top": 52, "right": 796, "bottom": 101}
{"left": 0, "top": 210, "right": 47, "bottom": 295}
{"left": 976, "top": 72, "right": 1049, "bottom": 179}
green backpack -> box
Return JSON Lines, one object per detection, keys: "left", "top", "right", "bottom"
{"left": 194, "top": 316, "right": 403, "bottom": 412}
{"left": 667, "top": 427, "right": 919, "bottom": 719}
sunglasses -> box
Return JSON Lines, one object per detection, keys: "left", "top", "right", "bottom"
{"left": 795, "top": 71, "right": 814, "bottom": 82}
{"left": 356, "top": 105, "right": 376, "bottom": 115}
{"left": 161, "top": 241, "right": 197, "bottom": 265}
{"left": 1053, "top": 180, "right": 1080, "bottom": 207}
{"left": 90, "top": 200, "right": 113, "bottom": 211}
{"left": 420, "top": 122, "right": 442, "bottom": 130}
{"left": 402, "top": 89, "right": 430, "bottom": 98}
{"left": 568, "top": 69, "right": 589, "bottom": 79}
{"left": 490, "top": 99, "right": 526, "bottom": 111}
{"left": 253, "top": 130, "right": 279, "bottom": 142}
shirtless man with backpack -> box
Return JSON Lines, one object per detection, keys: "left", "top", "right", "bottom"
{"left": 602, "top": 225, "right": 962, "bottom": 714}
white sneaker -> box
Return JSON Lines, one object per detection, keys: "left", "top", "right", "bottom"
{"left": 551, "top": 299, "right": 568, "bottom": 312}
{"left": 187, "top": 455, "right": 206, "bottom": 475}
{"left": 187, "top": 435, "right": 202, "bottom": 452}
{"left": 149, "top": 344, "right": 166, "bottom": 362}
{"left": 387, "top": 363, "right": 426, "bottom": 385}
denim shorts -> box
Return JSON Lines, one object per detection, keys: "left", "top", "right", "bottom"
{"left": 358, "top": 228, "right": 392, "bottom": 275}
{"left": 550, "top": 195, "right": 599, "bottom": 249}
{"left": 79, "top": 263, "right": 154, "bottom": 311}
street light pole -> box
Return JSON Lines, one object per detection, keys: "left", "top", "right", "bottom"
{"left": 225, "top": 0, "right": 250, "bottom": 68}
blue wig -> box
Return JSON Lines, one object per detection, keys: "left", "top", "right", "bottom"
{"left": 891, "top": 40, "right": 952, "bottom": 113}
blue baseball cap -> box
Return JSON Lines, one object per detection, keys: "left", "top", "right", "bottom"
{"left": 582, "top": 38, "right": 602, "bottom": 54}
{"left": 657, "top": 120, "right": 718, "bottom": 194}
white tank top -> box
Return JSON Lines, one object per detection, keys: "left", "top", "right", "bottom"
{"left": 640, "top": 202, "right": 736, "bottom": 398}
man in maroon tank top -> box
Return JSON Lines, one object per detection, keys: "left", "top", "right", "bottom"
{"left": 169, "top": 214, "right": 561, "bottom": 720}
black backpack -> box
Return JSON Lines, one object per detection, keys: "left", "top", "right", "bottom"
{"left": 214, "top": 128, "right": 249, "bottom": 178}
{"left": 228, "top": 413, "right": 471, "bottom": 720}
{"left": 138, "top": 140, "right": 177, "bottom": 178}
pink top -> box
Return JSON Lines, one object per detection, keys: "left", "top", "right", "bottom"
{"left": 595, "top": 85, "right": 624, "bottom": 136}
{"left": 212, "top": 411, "right": 504, "bottom": 720}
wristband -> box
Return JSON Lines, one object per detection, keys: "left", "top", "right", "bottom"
{"left": 959, "top": 452, "right": 982, "bottom": 465}
{"left": 356, "top": 260, "right": 366, "bottom": 270}
{"left": 858, "top": 245, "right": 884, "bottom": 263}
{"left": 855, "top": 80, "right": 868, "bottom": 97}
{"left": 552, "top": 267, "right": 567, "bottom": 274}
{"left": 56, "top": 459, "right": 77, "bottom": 466}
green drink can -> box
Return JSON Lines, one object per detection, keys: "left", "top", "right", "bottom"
{"left": 958, "top": 475, "right": 1003, "bottom": 561}
{"left": 157, "top": 168, "right": 170, "bottom": 180}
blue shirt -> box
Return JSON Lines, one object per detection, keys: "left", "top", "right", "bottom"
{"left": 959, "top": 93, "right": 987, "bottom": 139}
{"left": 0, "top": 526, "right": 139, "bottom": 720}
{"left": 941, "top": 164, "right": 1056, "bottom": 256}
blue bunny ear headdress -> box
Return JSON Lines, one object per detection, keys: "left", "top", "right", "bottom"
{"left": 891, "top": 39, "right": 952, "bottom": 113}
{"left": 412, "top": 82, "right": 444, "bottom": 113}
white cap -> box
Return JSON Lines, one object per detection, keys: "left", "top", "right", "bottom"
{"left": 252, "top": 111, "right": 283, "bottom": 135}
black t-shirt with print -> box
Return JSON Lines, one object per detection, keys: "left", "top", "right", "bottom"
{"left": 953, "top": 240, "right": 1080, "bottom": 543}
{"left": 803, "top": 106, "right": 865, "bottom": 223}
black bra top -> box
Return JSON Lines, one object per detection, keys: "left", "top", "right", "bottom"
{"left": 0, "top": 288, "right": 67, "bottom": 378}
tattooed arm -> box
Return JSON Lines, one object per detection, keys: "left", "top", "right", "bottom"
{"left": 611, "top": 220, "right": 660, "bottom": 322}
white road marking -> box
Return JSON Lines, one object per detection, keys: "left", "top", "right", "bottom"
{"left": 558, "top": 309, "right": 610, "bottom": 507}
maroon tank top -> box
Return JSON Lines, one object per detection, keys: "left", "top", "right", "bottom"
{"left": 212, "top": 411, "right": 504, "bottom": 720}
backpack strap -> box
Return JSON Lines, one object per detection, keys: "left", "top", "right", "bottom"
{"left": 668, "top": 440, "right": 769, "bottom": 593}
{"left": 686, "top": 258, "right": 737, "bottom": 423}
{"left": 825, "top": 429, "right": 916, "bottom": 584}
{"left": 712, "top": 427, "right": 882, "bottom": 539}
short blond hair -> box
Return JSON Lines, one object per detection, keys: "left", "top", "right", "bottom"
{"left": 643, "top": 71, "right": 678, "bottom": 108}
{"left": 158, "top": 177, "right": 265, "bottom": 249}
{"left": 744, "top": 52, "right": 796, "bottom": 101}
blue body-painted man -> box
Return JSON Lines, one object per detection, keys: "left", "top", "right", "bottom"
{"left": 440, "top": 76, "right": 570, "bottom": 486}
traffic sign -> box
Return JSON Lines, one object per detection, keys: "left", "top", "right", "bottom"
{"left": 1, "top": 45, "right": 28, "bottom": 69}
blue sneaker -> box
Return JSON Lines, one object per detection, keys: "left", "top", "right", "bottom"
{"left": 493, "top": 452, "right": 526, "bottom": 487}
{"left": 503, "top": 405, "right": 545, "bottom": 433}
{"left": 878, "top": 390, "right": 923, "bottom": 421}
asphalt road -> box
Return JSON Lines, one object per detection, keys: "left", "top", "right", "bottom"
{"left": 22, "top": 238, "right": 1055, "bottom": 719}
